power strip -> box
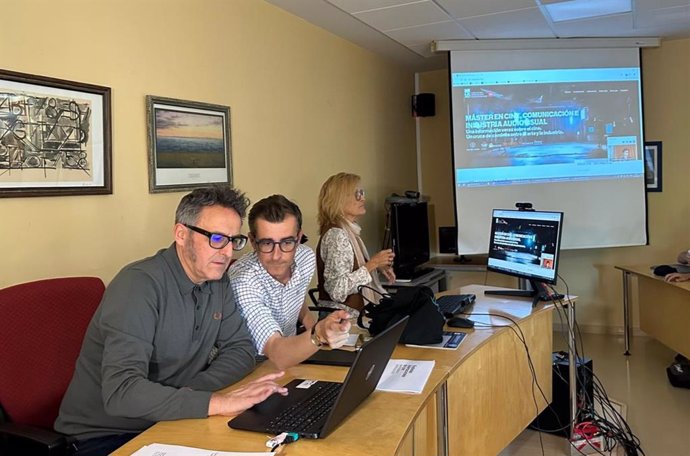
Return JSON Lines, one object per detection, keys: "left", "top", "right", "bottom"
{"left": 570, "top": 432, "right": 604, "bottom": 455}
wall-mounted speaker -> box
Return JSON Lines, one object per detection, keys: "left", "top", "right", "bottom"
{"left": 411, "top": 93, "right": 435, "bottom": 117}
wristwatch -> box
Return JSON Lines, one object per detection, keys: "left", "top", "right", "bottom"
{"left": 310, "top": 326, "right": 325, "bottom": 349}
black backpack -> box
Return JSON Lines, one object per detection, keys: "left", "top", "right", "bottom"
{"left": 357, "top": 285, "right": 445, "bottom": 345}
{"left": 667, "top": 354, "right": 690, "bottom": 389}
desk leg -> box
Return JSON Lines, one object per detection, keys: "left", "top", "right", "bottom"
{"left": 438, "top": 272, "right": 448, "bottom": 292}
{"left": 622, "top": 270, "right": 631, "bottom": 356}
{"left": 436, "top": 382, "right": 448, "bottom": 456}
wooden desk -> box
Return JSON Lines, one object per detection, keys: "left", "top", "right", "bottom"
{"left": 385, "top": 268, "right": 448, "bottom": 293}
{"left": 423, "top": 255, "right": 488, "bottom": 273}
{"left": 615, "top": 265, "right": 690, "bottom": 358}
{"left": 113, "top": 285, "right": 554, "bottom": 456}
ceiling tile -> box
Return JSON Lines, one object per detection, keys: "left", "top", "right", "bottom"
{"left": 458, "top": 7, "right": 557, "bottom": 39}
{"left": 327, "top": 0, "right": 421, "bottom": 14}
{"left": 635, "top": 4, "right": 690, "bottom": 27}
{"left": 434, "top": 0, "right": 537, "bottom": 19}
{"left": 635, "top": 22, "right": 690, "bottom": 38}
{"left": 406, "top": 42, "right": 438, "bottom": 57}
{"left": 266, "top": 0, "right": 690, "bottom": 71}
{"left": 386, "top": 20, "right": 474, "bottom": 45}
{"left": 355, "top": 1, "right": 453, "bottom": 31}
{"left": 634, "top": 0, "right": 690, "bottom": 12}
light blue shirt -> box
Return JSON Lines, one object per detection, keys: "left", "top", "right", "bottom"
{"left": 228, "top": 244, "right": 315, "bottom": 355}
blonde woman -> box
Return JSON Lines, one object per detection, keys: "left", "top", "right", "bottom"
{"left": 316, "top": 173, "right": 395, "bottom": 316}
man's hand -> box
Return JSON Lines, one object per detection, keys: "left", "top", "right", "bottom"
{"left": 664, "top": 272, "right": 690, "bottom": 283}
{"left": 315, "top": 310, "right": 351, "bottom": 349}
{"left": 208, "top": 371, "right": 288, "bottom": 416}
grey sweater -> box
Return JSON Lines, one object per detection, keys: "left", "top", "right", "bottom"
{"left": 54, "top": 244, "right": 256, "bottom": 439}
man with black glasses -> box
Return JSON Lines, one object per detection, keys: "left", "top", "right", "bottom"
{"left": 55, "top": 187, "right": 287, "bottom": 456}
{"left": 228, "top": 194, "right": 351, "bottom": 370}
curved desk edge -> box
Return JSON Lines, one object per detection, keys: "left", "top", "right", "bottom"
{"left": 113, "top": 285, "right": 555, "bottom": 456}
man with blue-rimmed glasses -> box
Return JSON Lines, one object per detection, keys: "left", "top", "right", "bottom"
{"left": 55, "top": 186, "right": 287, "bottom": 456}
{"left": 229, "top": 194, "right": 351, "bottom": 370}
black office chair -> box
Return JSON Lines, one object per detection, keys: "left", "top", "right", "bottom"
{"left": 308, "top": 288, "right": 338, "bottom": 315}
{"left": 307, "top": 288, "right": 319, "bottom": 306}
{"left": 294, "top": 288, "right": 336, "bottom": 335}
{"left": 302, "top": 234, "right": 335, "bottom": 320}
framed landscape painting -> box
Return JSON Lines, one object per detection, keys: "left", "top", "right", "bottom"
{"left": 644, "top": 141, "right": 662, "bottom": 192}
{"left": 146, "top": 95, "right": 232, "bottom": 193}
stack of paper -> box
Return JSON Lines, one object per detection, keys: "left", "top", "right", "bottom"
{"left": 375, "top": 359, "right": 435, "bottom": 394}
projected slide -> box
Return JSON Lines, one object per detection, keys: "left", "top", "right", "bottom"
{"left": 453, "top": 68, "right": 644, "bottom": 187}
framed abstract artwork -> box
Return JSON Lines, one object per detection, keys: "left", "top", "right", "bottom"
{"left": 146, "top": 95, "right": 232, "bottom": 193}
{"left": 0, "top": 69, "right": 112, "bottom": 197}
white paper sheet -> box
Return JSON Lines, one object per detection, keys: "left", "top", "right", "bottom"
{"left": 130, "top": 443, "right": 273, "bottom": 456}
{"left": 375, "top": 359, "right": 435, "bottom": 394}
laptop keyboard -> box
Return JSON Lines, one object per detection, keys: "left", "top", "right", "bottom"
{"left": 267, "top": 381, "right": 342, "bottom": 434}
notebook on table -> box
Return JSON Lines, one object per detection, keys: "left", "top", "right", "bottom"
{"left": 228, "top": 316, "right": 408, "bottom": 439}
{"left": 302, "top": 333, "right": 361, "bottom": 366}
{"left": 301, "top": 348, "right": 358, "bottom": 366}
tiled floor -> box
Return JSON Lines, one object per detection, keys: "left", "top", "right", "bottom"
{"left": 500, "top": 332, "right": 690, "bottom": 456}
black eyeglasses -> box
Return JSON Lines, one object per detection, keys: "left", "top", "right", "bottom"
{"left": 254, "top": 236, "right": 300, "bottom": 254}
{"left": 354, "top": 188, "right": 365, "bottom": 201}
{"left": 184, "top": 224, "right": 248, "bottom": 251}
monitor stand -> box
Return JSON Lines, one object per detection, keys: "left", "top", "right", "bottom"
{"left": 452, "top": 255, "right": 473, "bottom": 264}
{"left": 484, "top": 280, "right": 564, "bottom": 307}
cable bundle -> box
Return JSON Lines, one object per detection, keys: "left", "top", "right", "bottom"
{"left": 549, "top": 277, "right": 646, "bottom": 456}
{"left": 473, "top": 271, "right": 646, "bottom": 455}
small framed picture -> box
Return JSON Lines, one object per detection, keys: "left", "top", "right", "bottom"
{"left": 644, "top": 141, "right": 662, "bottom": 192}
{"left": 146, "top": 95, "right": 232, "bottom": 193}
{"left": 0, "top": 69, "right": 112, "bottom": 198}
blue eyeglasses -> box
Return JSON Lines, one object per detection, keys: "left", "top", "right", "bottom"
{"left": 184, "top": 224, "right": 248, "bottom": 251}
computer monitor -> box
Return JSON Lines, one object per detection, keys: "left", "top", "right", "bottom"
{"left": 485, "top": 209, "right": 564, "bottom": 304}
{"left": 390, "top": 201, "right": 430, "bottom": 280}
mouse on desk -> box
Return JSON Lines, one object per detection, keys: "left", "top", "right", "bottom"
{"left": 447, "top": 316, "right": 475, "bottom": 329}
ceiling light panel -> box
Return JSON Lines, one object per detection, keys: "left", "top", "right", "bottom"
{"left": 544, "top": 0, "right": 632, "bottom": 22}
